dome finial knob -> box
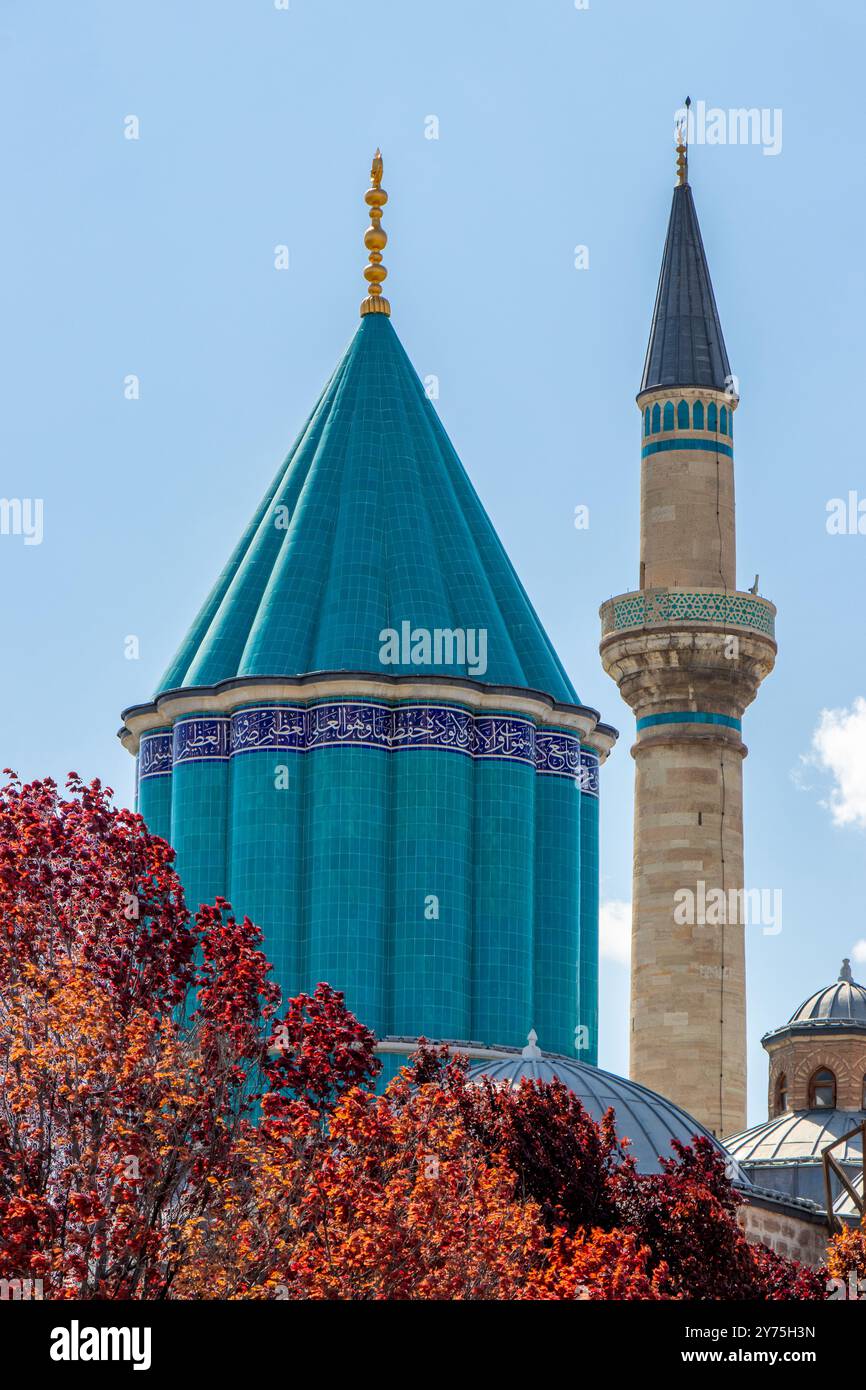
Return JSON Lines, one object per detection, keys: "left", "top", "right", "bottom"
{"left": 360, "top": 148, "right": 391, "bottom": 318}
{"left": 522, "top": 1028, "right": 542, "bottom": 1060}
{"left": 840, "top": 957, "right": 854, "bottom": 983}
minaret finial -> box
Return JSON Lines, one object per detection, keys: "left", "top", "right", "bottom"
{"left": 675, "top": 96, "right": 691, "bottom": 187}
{"left": 360, "top": 148, "right": 391, "bottom": 318}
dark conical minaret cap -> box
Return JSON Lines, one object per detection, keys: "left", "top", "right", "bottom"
{"left": 639, "top": 101, "right": 732, "bottom": 395}
{"left": 839, "top": 958, "right": 855, "bottom": 984}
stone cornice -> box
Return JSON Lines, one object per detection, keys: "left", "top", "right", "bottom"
{"left": 635, "top": 384, "right": 740, "bottom": 411}
{"left": 763, "top": 1020, "right": 866, "bottom": 1048}
{"left": 120, "top": 672, "right": 618, "bottom": 761}
{"left": 374, "top": 1037, "right": 514, "bottom": 1062}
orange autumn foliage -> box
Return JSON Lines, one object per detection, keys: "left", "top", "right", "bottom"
{"left": 826, "top": 1221, "right": 866, "bottom": 1287}
{"left": 0, "top": 772, "right": 830, "bottom": 1302}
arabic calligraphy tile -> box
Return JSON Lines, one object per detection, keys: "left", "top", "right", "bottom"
{"left": 154, "top": 701, "right": 596, "bottom": 789}
{"left": 535, "top": 730, "right": 581, "bottom": 778}
{"left": 139, "top": 732, "right": 173, "bottom": 780}
{"left": 578, "top": 749, "right": 600, "bottom": 797}
{"left": 173, "top": 717, "right": 231, "bottom": 765}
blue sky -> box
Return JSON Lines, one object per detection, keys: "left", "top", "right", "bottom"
{"left": 1, "top": 0, "right": 864, "bottom": 1123}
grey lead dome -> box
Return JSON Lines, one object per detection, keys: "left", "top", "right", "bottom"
{"left": 468, "top": 1040, "right": 749, "bottom": 1181}
{"left": 787, "top": 959, "right": 866, "bottom": 1027}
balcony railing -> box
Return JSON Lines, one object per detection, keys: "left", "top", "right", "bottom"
{"left": 600, "top": 587, "right": 776, "bottom": 640}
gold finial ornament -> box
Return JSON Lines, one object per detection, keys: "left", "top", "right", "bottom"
{"left": 675, "top": 96, "right": 690, "bottom": 187}
{"left": 360, "top": 148, "right": 390, "bottom": 317}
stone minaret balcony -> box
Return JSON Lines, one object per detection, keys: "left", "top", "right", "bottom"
{"left": 600, "top": 585, "right": 777, "bottom": 731}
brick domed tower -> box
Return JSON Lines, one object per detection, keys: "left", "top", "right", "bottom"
{"left": 726, "top": 960, "right": 866, "bottom": 1206}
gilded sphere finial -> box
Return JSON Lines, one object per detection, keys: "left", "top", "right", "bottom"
{"left": 360, "top": 148, "right": 391, "bottom": 317}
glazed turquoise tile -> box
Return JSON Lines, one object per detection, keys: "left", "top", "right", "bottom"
{"left": 130, "top": 307, "right": 609, "bottom": 1070}
{"left": 157, "top": 315, "right": 577, "bottom": 703}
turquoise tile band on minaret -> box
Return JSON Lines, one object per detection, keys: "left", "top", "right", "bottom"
{"left": 636, "top": 711, "right": 742, "bottom": 732}
{"left": 641, "top": 438, "right": 733, "bottom": 458}
{"left": 123, "top": 151, "right": 617, "bottom": 1071}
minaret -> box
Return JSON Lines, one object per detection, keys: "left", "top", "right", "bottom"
{"left": 599, "top": 117, "right": 777, "bottom": 1136}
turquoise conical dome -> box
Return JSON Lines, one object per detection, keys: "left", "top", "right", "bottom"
{"left": 124, "top": 244, "right": 613, "bottom": 1073}
{"left": 159, "top": 313, "right": 577, "bottom": 703}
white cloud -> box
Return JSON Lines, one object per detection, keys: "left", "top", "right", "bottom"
{"left": 600, "top": 899, "right": 631, "bottom": 965}
{"left": 809, "top": 697, "right": 866, "bottom": 830}
{"left": 852, "top": 939, "right": 866, "bottom": 966}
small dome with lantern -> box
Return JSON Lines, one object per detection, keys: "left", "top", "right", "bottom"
{"left": 468, "top": 1031, "right": 749, "bottom": 1181}
{"left": 725, "top": 960, "right": 866, "bottom": 1208}
{"left": 786, "top": 959, "right": 866, "bottom": 1029}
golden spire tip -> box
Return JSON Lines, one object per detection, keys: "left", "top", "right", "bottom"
{"left": 675, "top": 96, "right": 690, "bottom": 187}
{"left": 360, "top": 148, "right": 390, "bottom": 318}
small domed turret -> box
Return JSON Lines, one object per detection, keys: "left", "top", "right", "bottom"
{"left": 726, "top": 960, "right": 866, "bottom": 1206}
{"left": 788, "top": 959, "right": 866, "bottom": 1026}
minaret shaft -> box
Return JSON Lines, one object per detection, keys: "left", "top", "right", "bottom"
{"left": 631, "top": 713, "right": 747, "bottom": 1136}
{"left": 600, "top": 167, "right": 777, "bottom": 1134}
{"left": 640, "top": 389, "right": 736, "bottom": 591}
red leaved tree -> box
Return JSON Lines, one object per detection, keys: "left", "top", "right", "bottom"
{"left": 0, "top": 772, "right": 278, "bottom": 1298}
{"left": 177, "top": 1040, "right": 827, "bottom": 1300}
{"left": 0, "top": 772, "right": 830, "bottom": 1301}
